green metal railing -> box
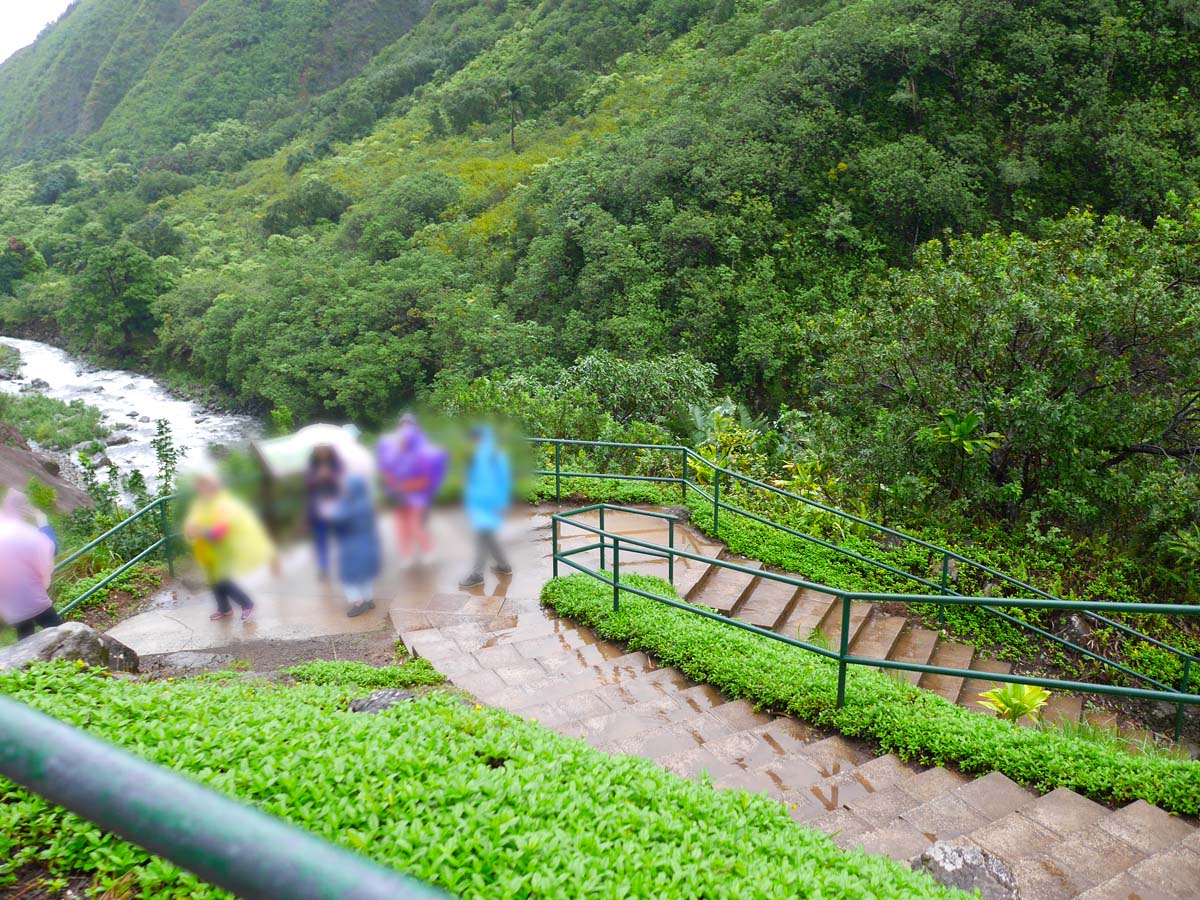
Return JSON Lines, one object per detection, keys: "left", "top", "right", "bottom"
{"left": 51, "top": 494, "right": 179, "bottom": 615}
{"left": 42, "top": 436, "right": 1200, "bottom": 734}
{"left": 0, "top": 695, "right": 448, "bottom": 899}
{"left": 551, "top": 503, "right": 1200, "bottom": 738}
{"left": 532, "top": 438, "right": 1200, "bottom": 737}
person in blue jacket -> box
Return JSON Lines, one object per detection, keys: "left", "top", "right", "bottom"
{"left": 309, "top": 446, "right": 381, "bottom": 617}
{"left": 459, "top": 426, "right": 512, "bottom": 588}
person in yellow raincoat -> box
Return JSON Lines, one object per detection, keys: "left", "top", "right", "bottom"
{"left": 183, "top": 470, "right": 275, "bottom": 622}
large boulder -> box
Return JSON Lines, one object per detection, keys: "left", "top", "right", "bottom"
{"left": 917, "top": 841, "right": 1019, "bottom": 900}
{"left": 0, "top": 622, "right": 139, "bottom": 673}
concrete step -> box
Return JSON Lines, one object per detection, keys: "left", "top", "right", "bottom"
{"left": 773, "top": 588, "right": 837, "bottom": 642}
{"left": 965, "top": 788, "right": 1112, "bottom": 861}
{"left": 1037, "top": 691, "right": 1085, "bottom": 726}
{"left": 887, "top": 625, "right": 940, "bottom": 684}
{"left": 733, "top": 575, "right": 801, "bottom": 629}
{"left": 848, "top": 612, "right": 907, "bottom": 661}
{"left": 850, "top": 771, "right": 1035, "bottom": 863}
{"left": 957, "top": 656, "right": 1012, "bottom": 714}
{"left": 806, "top": 766, "right": 970, "bottom": 847}
{"left": 813, "top": 598, "right": 872, "bottom": 649}
{"left": 918, "top": 639, "right": 975, "bottom": 702}
{"left": 690, "top": 559, "right": 763, "bottom": 614}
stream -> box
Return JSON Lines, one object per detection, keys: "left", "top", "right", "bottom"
{"left": 0, "top": 335, "right": 260, "bottom": 488}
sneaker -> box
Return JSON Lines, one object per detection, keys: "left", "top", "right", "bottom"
{"left": 491, "top": 564, "right": 513, "bottom": 576}
{"left": 458, "top": 573, "right": 484, "bottom": 588}
{"left": 366, "top": 599, "right": 376, "bottom": 610}
{"left": 209, "top": 610, "right": 233, "bottom": 621}
{"left": 347, "top": 602, "right": 370, "bottom": 618}
{"left": 241, "top": 606, "right": 256, "bottom": 622}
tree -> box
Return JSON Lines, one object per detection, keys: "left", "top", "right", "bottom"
{"left": 61, "top": 242, "right": 162, "bottom": 355}
{"left": 820, "top": 206, "right": 1200, "bottom": 533}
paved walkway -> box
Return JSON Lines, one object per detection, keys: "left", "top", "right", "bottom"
{"left": 109, "top": 505, "right": 1200, "bottom": 898}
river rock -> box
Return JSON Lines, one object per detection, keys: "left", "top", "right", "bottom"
{"left": 138, "top": 416, "right": 151, "bottom": 423}
{"left": 128, "top": 411, "right": 139, "bottom": 418}
{"left": 92, "top": 454, "right": 113, "bottom": 468}
{"left": 917, "top": 841, "right": 1019, "bottom": 900}
{"left": 21, "top": 378, "right": 50, "bottom": 392}
{"left": 0, "top": 622, "right": 139, "bottom": 674}
{"left": 105, "top": 433, "right": 133, "bottom": 447}
{"left": 350, "top": 689, "right": 416, "bottom": 713}
{"left": 40, "top": 458, "right": 61, "bottom": 476}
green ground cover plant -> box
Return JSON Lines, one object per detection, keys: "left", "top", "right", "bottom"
{"left": 0, "top": 392, "right": 107, "bottom": 451}
{"left": 285, "top": 658, "right": 446, "bottom": 689}
{"left": 0, "top": 663, "right": 969, "bottom": 900}
{"left": 541, "top": 573, "right": 1200, "bottom": 815}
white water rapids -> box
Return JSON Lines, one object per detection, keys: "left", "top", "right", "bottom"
{"left": 0, "top": 335, "right": 260, "bottom": 488}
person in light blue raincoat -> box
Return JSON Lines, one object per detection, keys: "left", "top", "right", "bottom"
{"left": 309, "top": 445, "right": 381, "bottom": 618}
{"left": 459, "top": 426, "right": 512, "bottom": 588}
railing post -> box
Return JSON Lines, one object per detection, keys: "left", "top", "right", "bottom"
{"left": 612, "top": 536, "right": 620, "bottom": 612}
{"left": 159, "top": 500, "right": 175, "bottom": 578}
{"left": 668, "top": 517, "right": 675, "bottom": 587}
{"left": 599, "top": 506, "right": 606, "bottom": 571}
{"left": 938, "top": 551, "right": 950, "bottom": 627}
{"left": 680, "top": 448, "right": 688, "bottom": 503}
{"left": 836, "top": 595, "right": 852, "bottom": 709}
{"left": 551, "top": 517, "right": 559, "bottom": 579}
{"left": 1175, "top": 657, "right": 1192, "bottom": 742}
{"left": 554, "top": 442, "right": 562, "bottom": 503}
{"left": 713, "top": 468, "right": 720, "bottom": 537}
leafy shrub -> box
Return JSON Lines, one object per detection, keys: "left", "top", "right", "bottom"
{"left": 541, "top": 573, "right": 1200, "bottom": 815}
{"left": 0, "top": 664, "right": 967, "bottom": 899}
{"left": 285, "top": 658, "right": 445, "bottom": 689}
{"left": 0, "top": 392, "right": 108, "bottom": 450}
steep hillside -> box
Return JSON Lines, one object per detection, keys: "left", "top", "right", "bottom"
{"left": 0, "top": 0, "right": 1198, "bottom": 596}
{"left": 0, "top": 0, "right": 433, "bottom": 163}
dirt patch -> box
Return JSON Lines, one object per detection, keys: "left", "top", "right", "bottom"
{"left": 62, "top": 566, "right": 165, "bottom": 632}
{"left": 140, "top": 628, "right": 402, "bottom": 678}
{"left": 1, "top": 869, "right": 93, "bottom": 900}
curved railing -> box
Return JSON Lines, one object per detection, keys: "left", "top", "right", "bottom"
{"left": 531, "top": 439, "right": 1200, "bottom": 736}
{"left": 550, "top": 503, "right": 1200, "bottom": 738}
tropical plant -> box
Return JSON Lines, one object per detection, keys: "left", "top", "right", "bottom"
{"left": 977, "top": 683, "right": 1051, "bottom": 725}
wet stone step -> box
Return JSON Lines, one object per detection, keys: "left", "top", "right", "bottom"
{"left": 957, "top": 656, "right": 1012, "bottom": 714}
{"left": 813, "top": 599, "right": 871, "bottom": 648}
{"left": 773, "top": 589, "right": 837, "bottom": 642}
{"left": 887, "top": 626, "right": 941, "bottom": 684}
{"left": 733, "top": 575, "right": 800, "bottom": 628}
{"left": 848, "top": 613, "right": 907, "bottom": 662}
{"left": 918, "top": 640, "right": 975, "bottom": 702}
{"left": 691, "top": 560, "right": 763, "bottom": 614}
{"left": 1033, "top": 691, "right": 1084, "bottom": 726}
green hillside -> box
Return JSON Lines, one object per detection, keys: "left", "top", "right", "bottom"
{"left": 0, "top": 0, "right": 433, "bottom": 163}
{"left": 1, "top": 0, "right": 1199, "bottom": 624}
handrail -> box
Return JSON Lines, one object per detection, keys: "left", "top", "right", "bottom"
{"left": 551, "top": 505, "right": 1200, "bottom": 737}
{"left": 0, "top": 695, "right": 448, "bottom": 899}
{"left": 531, "top": 439, "right": 1200, "bottom": 677}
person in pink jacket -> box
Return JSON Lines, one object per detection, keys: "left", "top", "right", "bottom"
{"left": 0, "top": 489, "right": 61, "bottom": 640}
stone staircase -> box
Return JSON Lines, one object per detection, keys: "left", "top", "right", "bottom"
{"left": 390, "top": 587, "right": 1199, "bottom": 900}
{"left": 552, "top": 506, "right": 1196, "bottom": 744}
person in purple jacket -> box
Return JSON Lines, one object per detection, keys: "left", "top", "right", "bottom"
{"left": 0, "top": 489, "right": 62, "bottom": 640}
{"left": 377, "top": 414, "right": 448, "bottom": 566}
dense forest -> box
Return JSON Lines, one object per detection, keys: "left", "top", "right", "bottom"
{"left": 1, "top": 0, "right": 1198, "bottom": 608}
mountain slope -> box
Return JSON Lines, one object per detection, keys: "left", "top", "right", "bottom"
{"left": 0, "top": 0, "right": 434, "bottom": 163}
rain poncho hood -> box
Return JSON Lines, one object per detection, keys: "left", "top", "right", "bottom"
{"left": 0, "top": 499, "right": 56, "bottom": 625}
{"left": 464, "top": 427, "right": 512, "bottom": 531}
{"left": 184, "top": 488, "right": 275, "bottom": 584}
{"left": 377, "top": 419, "right": 448, "bottom": 507}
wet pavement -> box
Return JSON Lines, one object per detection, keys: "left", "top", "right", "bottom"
{"left": 107, "top": 504, "right": 703, "bottom": 657}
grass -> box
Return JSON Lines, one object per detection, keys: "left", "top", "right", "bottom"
{"left": 0, "top": 391, "right": 108, "bottom": 451}
{"left": 285, "top": 658, "right": 446, "bottom": 689}
{"left": 541, "top": 572, "right": 1200, "bottom": 816}
{"left": 0, "top": 663, "right": 969, "bottom": 899}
